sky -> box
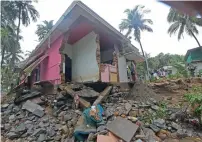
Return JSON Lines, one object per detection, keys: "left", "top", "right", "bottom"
{"left": 20, "top": 0, "right": 202, "bottom": 57}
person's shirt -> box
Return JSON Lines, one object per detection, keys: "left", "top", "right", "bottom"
{"left": 132, "top": 62, "right": 136, "bottom": 70}
{"left": 162, "top": 71, "right": 166, "bottom": 76}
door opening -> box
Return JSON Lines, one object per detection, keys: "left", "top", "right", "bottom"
{"left": 65, "top": 55, "right": 72, "bottom": 82}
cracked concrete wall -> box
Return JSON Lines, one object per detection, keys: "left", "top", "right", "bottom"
{"left": 72, "top": 31, "right": 99, "bottom": 82}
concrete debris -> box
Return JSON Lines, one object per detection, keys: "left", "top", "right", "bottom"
{"left": 171, "top": 122, "right": 181, "bottom": 130}
{"left": 1, "top": 82, "right": 202, "bottom": 142}
{"left": 2, "top": 103, "right": 9, "bottom": 109}
{"left": 14, "top": 91, "right": 41, "bottom": 104}
{"left": 76, "top": 87, "right": 99, "bottom": 97}
{"left": 107, "top": 117, "right": 139, "bottom": 142}
{"left": 6, "top": 132, "right": 19, "bottom": 140}
{"left": 153, "top": 118, "right": 166, "bottom": 129}
{"left": 22, "top": 100, "right": 44, "bottom": 117}
{"left": 63, "top": 85, "right": 91, "bottom": 108}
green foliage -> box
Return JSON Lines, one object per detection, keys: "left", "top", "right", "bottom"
{"left": 119, "top": 5, "right": 153, "bottom": 42}
{"left": 1, "top": 66, "right": 19, "bottom": 93}
{"left": 167, "top": 72, "right": 183, "bottom": 79}
{"left": 136, "top": 62, "right": 146, "bottom": 77}
{"left": 149, "top": 53, "right": 184, "bottom": 69}
{"left": 35, "top": 20, "right": 54, "bottom": 41}
{"left": 142, "top": 101, "right": 168, "bottom": 123}
{"left": 136, "top": 53, "right": 185, "bottom": 78}
{"left": 172, "top": 62, "right": 188, "bottom": 78}
{"left": 156, "top": 101, "right": 168, "bottom": 119}
{"left": 184, "top": 86, "right": 202, "bottom": 124}
{"left": 1, "top": 1, "right": 39, "bottom": 93}
{"left": 199, "top": 70, "right": 202, "bottom": 77}
{"left": 1, "top": 0, "right": 39, "bottom": 67}
{"left": 167, "top": 8, "right": 202, "bottom": 46}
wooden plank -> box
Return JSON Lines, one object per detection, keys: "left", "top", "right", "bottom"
{"left": 110, "top": 72, "right": 117, "bottom": 82}
{"left": 64, "top": 86, "right": 90, "bottom": 108}
{"left": 93, "top": 86, "right": 112, "bottom": 106}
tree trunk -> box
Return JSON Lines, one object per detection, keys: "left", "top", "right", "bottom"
{"left": 11, "top": 6, "right": 21, "bottom": 67}
{"left": 139, "top": 39, "right": 150, "bottom": 79}
{"left": 1, "top": 46, "right": 5, "bottom": 68}
{"left": 190, "top": 30, "right": 201, "bottom": 47}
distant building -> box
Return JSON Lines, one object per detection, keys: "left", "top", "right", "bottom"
{"left": 185, "top": 47, "right": 202, "bottom": 76}
{"left": 163, "top": 66, "right": 178, "bottom": 75}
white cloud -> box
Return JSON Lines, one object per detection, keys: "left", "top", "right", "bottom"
{"left": 20, "top": 0, "right": 202, "bottom": 57}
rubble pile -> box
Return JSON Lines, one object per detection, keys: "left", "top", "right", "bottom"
{"left": 127, "top": 81, "right": 158, "bottom": 102}
{"left": 1, "top": 89, "right": 81, "bottom": 142}
{"left": 1, "top": 83, "right": 202, "bottom": 142}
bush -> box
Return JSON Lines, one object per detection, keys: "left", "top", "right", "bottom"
{"left": 184, "top": 86, "right": 202, "bottom": 125}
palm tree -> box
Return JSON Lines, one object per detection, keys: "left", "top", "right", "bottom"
{"left": 1, "top": 27, "right": 19, "bottom": 67}
{"left": 11, "top": 1, "right": 39, "bottom": 66}
{"left": 1, "top": 1, "right": 17, "bottom": 67}
{"left": 119, "top": 5, "right": 153, "bottom": 78}
{"left": 4, "top": 47, "right": 24, "bottom": 64}
{"left": 167, "top": 8, "right": 202, "bottom": 46}
{"left": 35, "top": 20, "right": 54, "bottom": 41}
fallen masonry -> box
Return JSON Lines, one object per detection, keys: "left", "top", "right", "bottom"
{"left": 1, "top": 81, "right": 202, "bottom": 142}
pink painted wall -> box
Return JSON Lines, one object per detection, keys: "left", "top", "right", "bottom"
{"left": 40, "top": 35, "right": 64, "bottom": 84}
{"left": 40, "top": 57, "right": 48, "bottom": 81}
{"left": 101, "top": 64, "right": 110, "bottom": 82}
{"left": 101, "top": 64, "right": 117, "bottom": 82}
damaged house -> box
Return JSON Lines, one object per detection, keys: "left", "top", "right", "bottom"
{"left": 20, "top": 1, "right": 144, "bottom": 86}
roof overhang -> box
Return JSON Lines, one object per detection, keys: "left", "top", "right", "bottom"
{"left": 184, "top": 46, "right": 202, "bottom": 61}
{"left": 30, "top": 1, "right": 132, "bottom": 58}
{"left": 123, "top": 51, "right": 144, "bottom": 62}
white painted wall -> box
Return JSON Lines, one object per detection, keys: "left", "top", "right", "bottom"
{"left": 114, "top": 43, "right": 128, "bottom": 82}
{"left": 193, "top": 62, "right": 202, "bottom": 75}
{"left": 118, "top": 55, "right": 128, "bottom": 82}
{"left": 171, "top": 67, "right": 178, "bottom": 75}
{"left": 72, "top": 31, "right": 99, "bottom": 82}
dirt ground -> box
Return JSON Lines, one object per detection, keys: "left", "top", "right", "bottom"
{"left": 126, "top": 77, "right": 202, "bottom": 107}
{"left": 149, "top": 77, "right": 202, "bottom": 107}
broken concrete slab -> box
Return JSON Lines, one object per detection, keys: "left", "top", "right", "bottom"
{"left": 153, "top": 118, "right": 166, "bottom": 129}
{"left": 33, "top": 109, "right": 44, "bottom": 117}
{"left": 2, "top": 103, "right": 9, "bottom": 109}
{"left": 64, "top": 86, "right": 90, "bottom": 108}
{"left": 7, "top": 132, "right": 19, "bottom": 140}
{"left": 14, "top": 91, "right": 41, "bottom": 104}
{"left": 22, "top": 100, "right": 44, "bottom": 117}
{"left": 149, "top": 124, "right": 160, "bottom": 132}
{"left": 76, "top": 88, "right": 99, "bottom": 97}
{"left": 93, "top": 86, "right": 112, "bottom": 106}
{"left": 107, "top": 117, "right": 139, "bottom": 142}
{"left": 125, "top": 102, "right": 132, "bottom": 114}
{"left": 16, "top": 123, "right": 26, "bottom": 132}
{"left": 151, "top": 105, "right": 159, "bottom": 111}
{"left": 30, "top": 97, "right": 44, "bottom": 105}
{"left": 171, "top": 122, "right": 181, "bottom": 130}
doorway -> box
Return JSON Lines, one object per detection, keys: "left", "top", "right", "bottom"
{"left": 65, "top": 55, "right": 72, "bottom": 82}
